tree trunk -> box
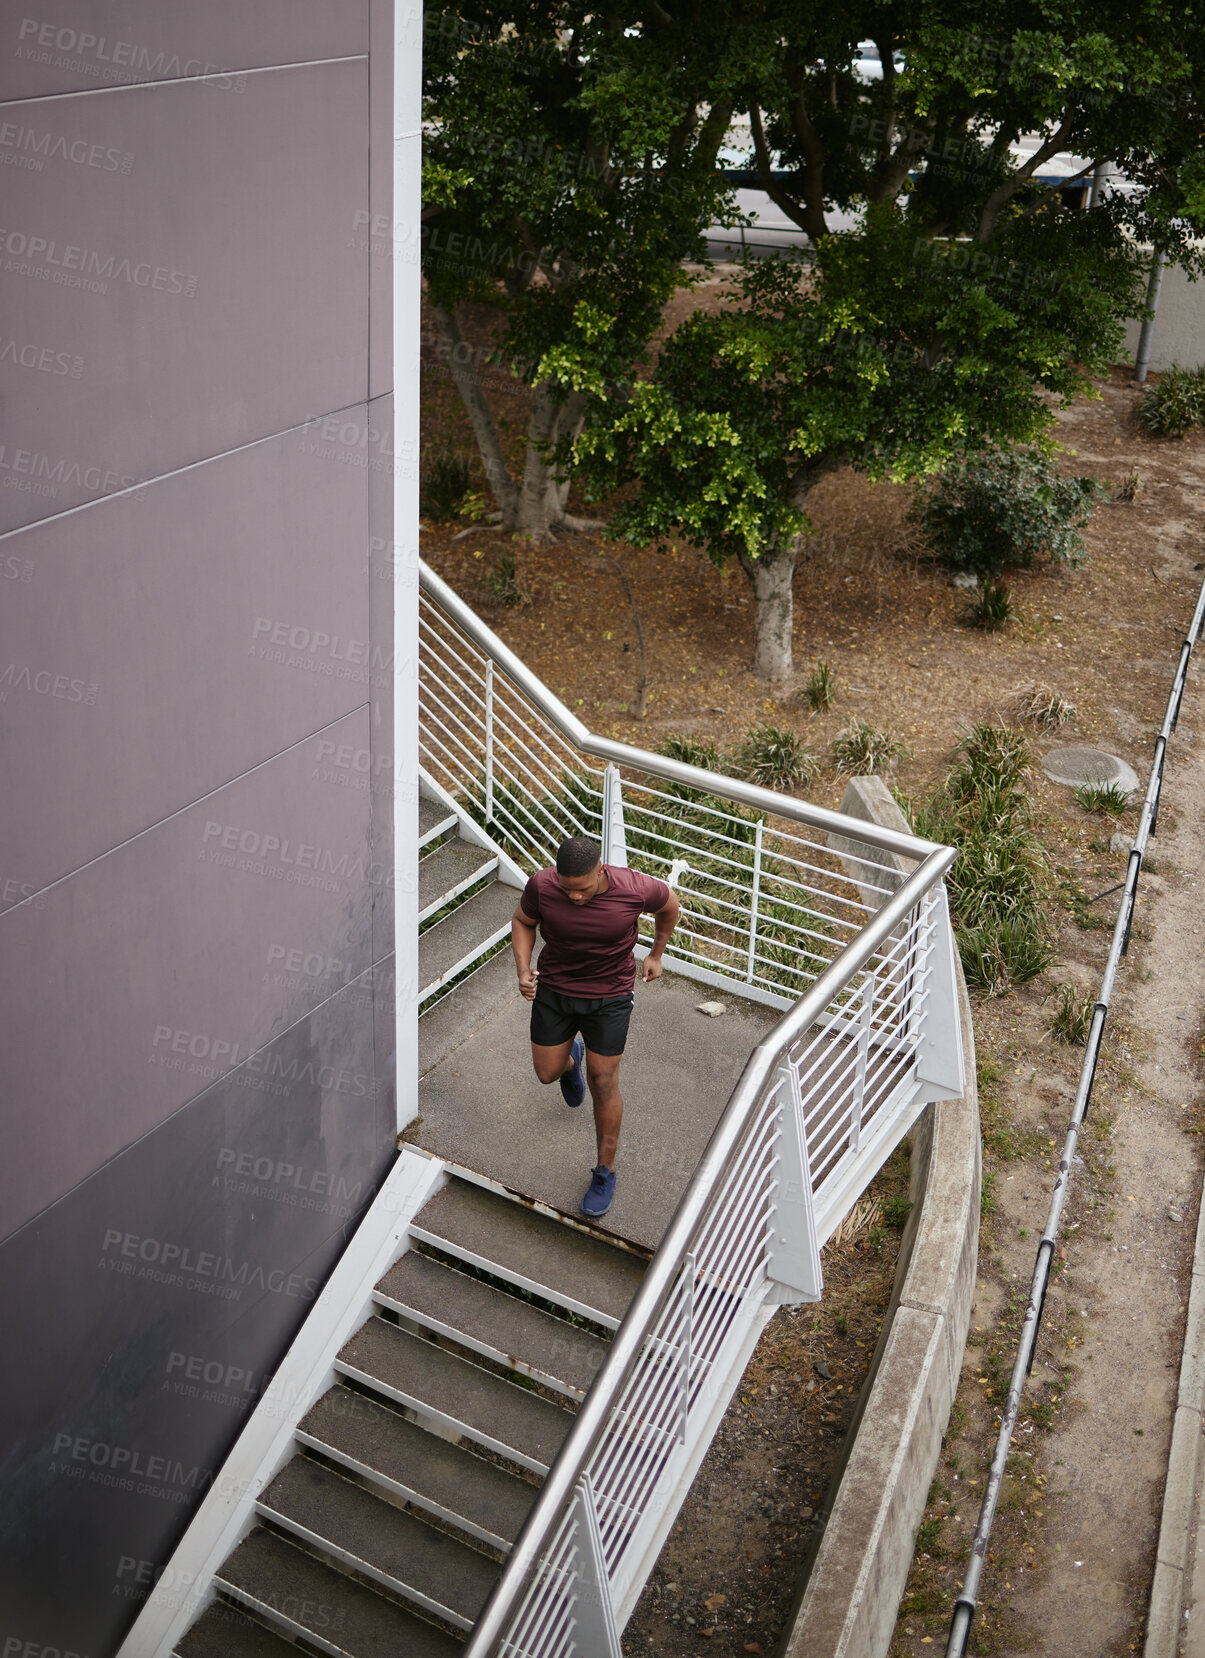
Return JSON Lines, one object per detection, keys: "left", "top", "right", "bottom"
{"left": 737, "top": 540, "right": 800, "bottom": 680}
{"left": 512, "top": 387, "right": 593, "bottom": 539}
{"left": 431, "top": 303, "right": 518, "bottom": 523}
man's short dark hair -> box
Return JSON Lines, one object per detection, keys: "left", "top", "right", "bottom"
{"left": 556, "top": 836, "right": 601, "bottom": 876}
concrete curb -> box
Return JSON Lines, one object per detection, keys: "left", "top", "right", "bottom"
{"left": 781, "top": 779, "right": 981, "bottom": 1658}
{"left": 1143, "top": 1181, "right": 1205, "bottom": 1657}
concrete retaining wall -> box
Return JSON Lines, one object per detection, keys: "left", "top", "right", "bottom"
{"left": 781, "top": 781, "right": 981, "bottom": 1658}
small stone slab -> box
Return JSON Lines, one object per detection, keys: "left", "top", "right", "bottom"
{"left": 951, "top": 571, "right": 980, "bottom": 589}
{"left": 1042, "top": 746, "right": 1139, "bottom": 795}
{"left": 696, "top": 1000, "right": 728, "bottom": 1018}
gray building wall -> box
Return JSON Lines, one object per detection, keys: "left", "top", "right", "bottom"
{"left": 0, "top": 6, "right": 415, "bottom": 1651}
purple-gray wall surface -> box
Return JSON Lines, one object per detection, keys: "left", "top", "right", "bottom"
{"left": 0, "top": 5, "right": 405, "bottom": 1651}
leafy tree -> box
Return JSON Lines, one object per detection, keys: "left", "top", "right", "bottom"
{"left": 571, "top": 1, "right": 1205, "bottom": 675}
{"left": 421, "top": 4, "right": 737, "bottom": 538}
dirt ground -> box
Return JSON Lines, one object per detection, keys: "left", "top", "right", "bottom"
{"left": 421, "top": 295, "right": 1205, "bottom": 1656}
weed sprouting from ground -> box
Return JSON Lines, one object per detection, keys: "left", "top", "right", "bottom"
{"left": 1046, "top": 982, "right": 1094, "bottom": 1044}
{"left": 1111, "top": 468, "right": 1141, "bottom": 503}
{"left": 832, "top": 716, "right": 905, "bottom": 775}
{"left": 479, "top": 550, "right": 534, "bottom": 609}
{"left": 657, "top": 733, "right": 720, "bottom": 773}
{"left": 804, "top": 659, "right": 838, "bottom": 711}
{"left": 1075, "top": 781, "right": 1130, "bottom": 818}
{"left": 731, "top": 724, "right": 819, "bottom": 791}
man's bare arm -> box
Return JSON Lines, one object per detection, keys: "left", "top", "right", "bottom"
{"left": 641, "top": 890, "right": 680, "bottom": 983}
{"left": 511, "top": 903, "right": 540, "bottom": 1000}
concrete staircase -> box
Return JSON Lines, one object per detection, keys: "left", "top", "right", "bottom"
{"left": 171, "top": 799, "right": 646, "bottom": 1657}
{"left": 176, "top": 1175, "right": 644, "bottom": 1656}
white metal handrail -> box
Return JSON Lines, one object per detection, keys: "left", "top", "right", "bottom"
{"left": 418, "top": 562, "right": 962, "bottom": 1656}
{"left": 419, "top": 562, "right": 936, "bottom": 1009}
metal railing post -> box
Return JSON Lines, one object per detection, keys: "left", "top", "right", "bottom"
{"left": 849, "top": 971, "right": 876, "bottom": 1153}
{"left": 484, "top": 659, "right": 495, "bottom": 825}
{"left": 678, "top": 1255, "right": 696, "bottom": 1442}
{"left": 766, "top": 1062, "right": 823, "bottom": 1305}
{"left": 601, "top": 762, "right": 628, "bottom": 867}
{"left": 914, "top": 884, "right": 965, "bottom": 1100}
{"left": 570, "top": 1475, "right": 622, "bottom": 1658}
{"left": 745, "top": 818, "right": 764, "bottom": 982}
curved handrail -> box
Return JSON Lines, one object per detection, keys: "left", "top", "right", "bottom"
{"left": 461, "top": 840, "right": 954, "bottom": 1657}
{"left": 419, "top": 560, "right": 941, "bottom": 862}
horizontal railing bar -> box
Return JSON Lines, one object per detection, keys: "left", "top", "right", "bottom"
{"left": 421, "top": 562, "right": 942, "bottom": 863}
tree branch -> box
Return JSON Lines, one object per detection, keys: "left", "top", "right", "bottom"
{"left": 974, "top": 112, "right": 1078, "bottom": 244}
{"left": 1016, "top": 157, "right": 1098, "bottom": 218}
{"left": 749, "top": 104, "right": 824, "bottom": 240}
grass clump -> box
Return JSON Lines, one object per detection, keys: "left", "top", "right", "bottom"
{"left": 908, "top": 445, "right": 1101, "bottom": 581}
{"left": 1136, "top": 364, "right": 1205, "bottom": 440}
{"left": 832, "top": 716, "right": 905, "bottom": 775}
{"left": 731, "top": 723, "right": 818, "bottom": 791}
{"left": 1075, "top": 780, "right": 1129, "bottom": 818}
{"left": 1014, "top": 682, "right": 1076, "bottom": 729}
{"left": 964, "top": 579, "right": 1014, "bottom": 631}
{"left": 804, "top": 659, "right": 838, "bottom": 711}
{"left": 910, "top": 723, "right": 1052, "bottom": 995}
{"left": 1046, "top": 982, "right": 1094, "bottom": 1044}
{"left": 1111, "top": 468, "right": 1141, "bottom": 503}
{"left": 658, "top": 733, "right": 720, "bottom": 772}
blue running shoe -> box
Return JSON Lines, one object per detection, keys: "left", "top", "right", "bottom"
{"left": 560, "top": 1035, "right": 586, "bottom": 1108}
{"left": 581, "top": 1164, "right": 616, "bottom": 1218}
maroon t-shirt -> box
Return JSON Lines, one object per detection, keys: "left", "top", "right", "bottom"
{"left": 520, "top": 865, "right": 671, "bottom": 998}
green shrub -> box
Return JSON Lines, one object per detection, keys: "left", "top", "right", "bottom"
{"left": 832, "top": 716, "right": 905, "bottom": 775}
{"left": 908, "top": 446, "right": 1102, "bottom": 580}
{"left": 1136, "top": 365, "right": 1205, "bottom": 439}
{"left": 964, "top": 579, "right": 1014, "bottom": 631}
{"left": 420, "top": 450, "right": 474, "bottom": 520}
{"left": 731, "top": 723, "right": 818, "bottom": 791}
{"left": 910, "top": 723, "right": 1052, "bottom": 996}
{"left": 658, "top": 733, "right": 720, "bottom": 772}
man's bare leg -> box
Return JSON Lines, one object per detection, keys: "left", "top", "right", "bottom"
{"left": 584, "top": 1049, "right": 622, "bottom": 1168}
{"left": 530, "top": 1040, "right": 576, "bottom": 1085}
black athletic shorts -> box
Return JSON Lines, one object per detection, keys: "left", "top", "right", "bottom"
{"left": 529, "top": 984, "right": 635, "bottom": 1056}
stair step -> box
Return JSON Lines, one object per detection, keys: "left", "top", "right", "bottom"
{"left": 420, "top": 795, "right": 457, "bottom": 849}
{"left": 175, "top": 1599, "right": 301, "bottom": 1658}
{"left": 298, "top": 1385, "right": 535, "bottom": 1552}
{"left": 418, "top": 839, "right": 498, "bottom": 922}
{"left": 419, "top": 882, "right": 516, "bottom": 1003}
{"left": 336, "top": 1317, "right": 572, "bottom": 1476}
{"left": 411, "top": 1179, "right": 646, "bottom": 1332}
{"left": 377, "top": 1251, "right": 610, "bottom": 1401}
{"left": 260, "top": 1456, "right": 498, "bottom": 1630}
{"left": 216, "top": 1528, "right": 462, "bottom": 1658}
{"left": 418, "top": 949, "right": 516, "bottom": 1078}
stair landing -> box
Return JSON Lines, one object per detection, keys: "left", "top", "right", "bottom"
{"left": 416, "top": 959, "right": 779, "bottom": 1251}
